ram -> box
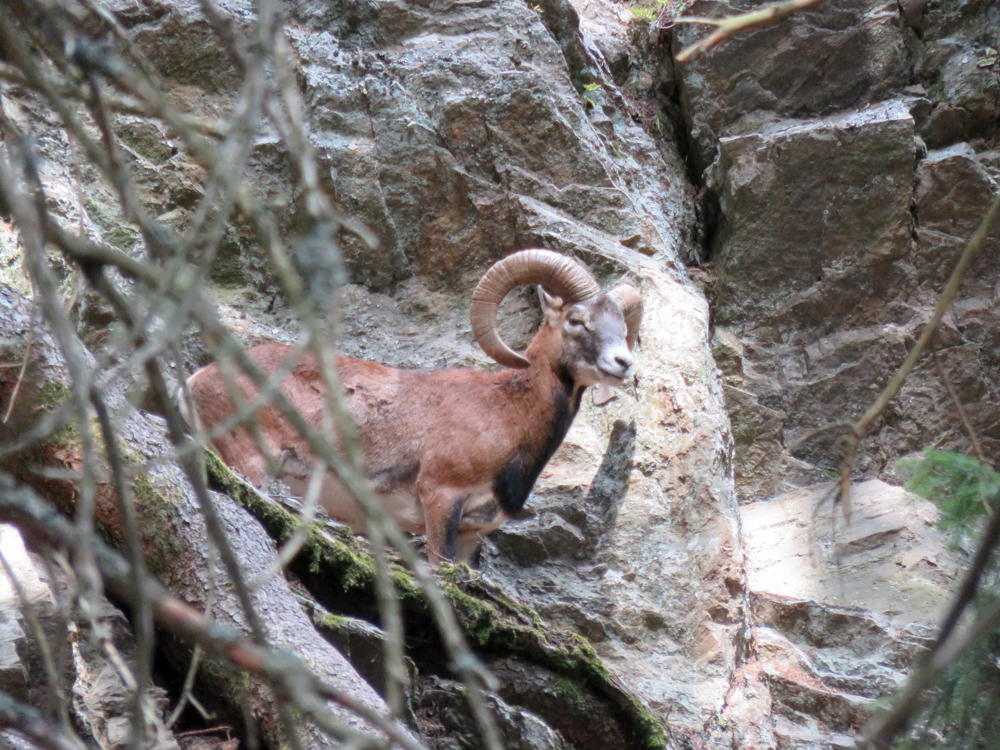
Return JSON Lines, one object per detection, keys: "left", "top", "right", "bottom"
{"left": 186, "top": 249, "right": 642, "bottom": 564}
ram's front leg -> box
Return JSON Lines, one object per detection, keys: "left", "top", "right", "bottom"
{"left": 453, "top": 531, "right": 485, "bottom": 565}
{"left": 421, "top": 487, "right": 470, "bottom": 566}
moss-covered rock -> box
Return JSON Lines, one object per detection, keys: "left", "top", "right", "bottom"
{"left": 204, "top": 450, "right": 669, "bottom": 750}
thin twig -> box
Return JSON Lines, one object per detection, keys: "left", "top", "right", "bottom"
{"left": 848, "top": 194, "right": 1000, "bottom": 748}
{"left": 168, "top": 524, "right": 220, "bottom": 729}
{"left": 0, "top": 131, "right": 105, "bottom": 637}
{"left": 0, "top": 545, "right": 73, "bottom": 734}
{"left": 91, "top": 388, "right": 155, "bottom": 747}
{"left": 167, "top": 645, "right": 205, "bottom": 727}
{"left": 0, "top": 2, "right": 503, "bottom": 747}
{"left": 859, "top": 594, "right": 1000, "bottom": 748}
{"left": 264, "top": 23, "right": 410, "bottom": 727}
{"left": 839, "top": 192, "right": 1000, "bottom": 515}
{"left": 0, "top": 688, "right": 86, "bottom": 750}
{"left": 0, "top": 60, "right": 226, "bottom": 135}
{"left": 1, "top": 311, "right": 35, "bottom": 424}
{"left": 932, "top": 348, "right": 987, "bottom": 465}
{"left": 250, "top": 460, "right": 325, "bottom": 591}
{"left": 673, "top": 0, "right": 828, "bottom": 63}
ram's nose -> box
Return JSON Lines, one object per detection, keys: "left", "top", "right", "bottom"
{"left": 614, "top": 352, "right": 633, "bottom": 373}
{"left": 599, "top": 346, "right": 633, "bottom": 379}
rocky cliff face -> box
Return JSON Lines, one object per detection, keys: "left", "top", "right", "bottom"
{"left": 672, "top": 0, "right": 1000, "bottom": 498}
{"left": 667, "top": 0, "right": 998, "bottom": 744}
{"left": 0, "top": 0, "right": 995, "bottom": 747}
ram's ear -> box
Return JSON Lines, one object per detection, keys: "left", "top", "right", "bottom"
{"left": 592, "top": 384, "right": 617, "bottom": 407}
{"left": 537, "top": 285, "right": 564, "bottom": 314}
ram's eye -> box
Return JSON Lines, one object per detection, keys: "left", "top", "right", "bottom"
{"left": 568, "top": 318, "right": 586, "bottom": 328}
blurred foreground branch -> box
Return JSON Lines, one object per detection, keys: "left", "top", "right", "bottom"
{"left": 673, "top": 0, "right": 828, "bottom": 63}
{"left": 840, "top": 192, "right": 1000, "bottom": 517}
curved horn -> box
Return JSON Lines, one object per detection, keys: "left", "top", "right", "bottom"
{"left": 609, "top": 284, "right": 643, "bottom": 351}
{"left": 471, "top": 249, "right": 600, "bottom": 368}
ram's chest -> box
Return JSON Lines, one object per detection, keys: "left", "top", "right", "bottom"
{"left": 490, "top": 382, "right": 579, "bottom": 516}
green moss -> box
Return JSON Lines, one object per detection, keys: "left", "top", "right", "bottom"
{"left": 131, "top": 472, "right": 156, "bottom": 502}
{"left": 204, "top": 450, "right": 298, "bottom": 540}
{"left": 630, "top": 7, "right": 658, "bottom": 20}
{"left": 391, "top": 563, "right": 425, "bottom": 603}
{"left": 437, "top": 574, "right": 668, "bottom": 749}
{"left": 204, "top": 449, "right": 378, "bottom": 591}
{"left": 31, "top": 381, "right": 87, "bottom": 448}
{"left": 93, "top": 519, "right": 116, "bottom": 547}
{"left": 926, "top": 78, "right": 948, "bottom": 103}
{"left": 198, "top": 652, "right": 255, "bottom": 705}
{"left": 119, "top": 130, "right": 172, "bottom": 164}
{"left": 37, "top": 380, "right": 71, "bottom": 408}
{"left": 312, "top": 610, "right": 351, "bottom": 631}
{"left": 307, "top": 524, "right": 379, "bottom": 591}
{"left": 549, "top": 675, "right": 585, "bottom": 700}
{"left": 204, "top": 448, "right": 669, "bottom": 750}
{"left": 0, "top": 342, "right": 27, "bottom": 364}
{"left": 82, "top": 199, "right": 104, "bottom": 223}
{"left": 210, "top": 221, "right": 258, "bottom": 288}
{"left": 105, "top": 225, "right": 141, "bottom": 252}
{"left": 445, "top": 583, "right": 498, "bottom": 645}
{"left": 132, "top": 471, "right": 184, "bottom": 576}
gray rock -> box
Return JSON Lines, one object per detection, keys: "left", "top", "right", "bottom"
{"left": 72, "top": 600, "right": 180, "bottom": 750}
{"left": 8, "top": 0, "right": 1000, "bottom": 744}
{"left": 0, "top": 523, "right": 181, "bottom": 750}
{"left": 672, "top": 0, "right": 910, "bottom": 170}
{"left": 710, "top": 101, "right": 915, "bottom": 332}
{"left": 915, "top": 144, "right": 998, "bottom": 240}
{"left": 911, "top": 0, "right": 1000, "bottom": 146}
{"left": 708, "top": 88, "right": 1000, "bottom": 495}
{"left": 492, "top": 513, "right": 588, "bottom": 566}
{"left": 308, "top": 606, "right": 409, "bottom": 700}
{"left": 0, "top": 525, "right": 51, "bottom": 705}
{"left": 416, "top": 675, "right": 570, "bottom": 750}
{"left": 740, "top": 480, "right": 960, "bottom": 632}
{"left": 732, "top": 480, "right": 958, "bottom": 745}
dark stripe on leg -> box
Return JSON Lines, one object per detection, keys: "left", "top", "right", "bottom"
{"left": 444, "top": 494, "right": 468, "bottom": 561}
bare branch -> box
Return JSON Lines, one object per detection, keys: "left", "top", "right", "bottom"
{"left": 932, "top": 348, "right": 987, "bottom": 465}
{"left": 1, "top": 310, "right": 35, "bottom": 424}
{"left": 673, "top": 0, "right": 828, "bottom": 63}
{"left": 859, "top": 595, "right": 1000, "bottom": 748}
{"left": 0, "top": 0, "right": 508, "bottom": 746}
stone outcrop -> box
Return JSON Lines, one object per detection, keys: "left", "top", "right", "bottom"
{"left": 679, "top": 5, "right": 1000, "bottom": 502}
{"left": 674, "top": 0, "right": 911, "bottom": 172}
{"left": 0, "top": 520, "right": 183, "bottom": 750}
{"left": 0, "top": 0, "right": 738, "bottom": 747}
{"left": 733, "top": 479, "right": 956, "bottom": 747}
